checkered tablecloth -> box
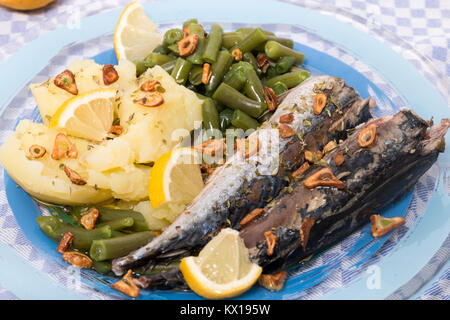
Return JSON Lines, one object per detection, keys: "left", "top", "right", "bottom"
{"left": 0, "top": 0, "right": 448, "bottom": 300}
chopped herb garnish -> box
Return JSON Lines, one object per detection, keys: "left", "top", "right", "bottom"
{"left": 303, "top": 119, "right": 312, "bottom": 127}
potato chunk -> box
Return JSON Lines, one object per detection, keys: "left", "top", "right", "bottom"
{"left": 30, "top": 59, "right": 136, "bottom": 125}
{"left": 0, "top": 120, "right": 150, "bottom": 204}
{"left": 82, "top": 66, "right": 203, "bottom": 170}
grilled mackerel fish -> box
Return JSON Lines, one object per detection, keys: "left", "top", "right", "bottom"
{"left": 135, "top": 110, "right": 449, "bottom": 290}
{"left": 112, "top": 75, "right": 373, "bottom": 275}
{"left": 240, "top": 110, "right": 449, "bottom": 272}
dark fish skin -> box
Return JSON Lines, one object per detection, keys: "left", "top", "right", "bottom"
{"left": 133, "top": 112, "right": 449, "bottom": 290}
{"left": 133, "top": 269, "right": 188, "bottom": 291}
{"left": 112, "top": 76, "right": 373, "bottom": 276}
{"left": 240, "top": 110, "right": 450, "bottom": 273}
{"left": 227, "top": 94, "right": 373, "bottom": 229}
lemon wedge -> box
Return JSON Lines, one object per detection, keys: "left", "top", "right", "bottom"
{"left": 49, "top": 88, "right": 117, "bottom": 142}
{"left": 180, "top": 228, "right": 262, "bottom": 299}
{"left": 148, "top": 148, "right": 204, "bottom": 208}
{"left": 114, "top": 1, "right": 162, "bottom": 62}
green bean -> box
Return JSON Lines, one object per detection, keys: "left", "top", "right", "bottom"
{"left": 187, "top": 45, "right": 206, "bottom": 65}
{"left": 235, "top": 28, "right": 255, "bottom": 35}
{"left": 265, "top": 40, "right": 305, "bottom": 64}
{"left": 171, "top": 58, "right": 193, "bottom": 85}
{"left": 205, "top": 50, "right": 234, "bottom": 95}
{"left": 266, "top": 36, "right": 294, "bottom": 48}
{"left": 168, "top": 52, "right": 179, "bottom": 60}
{"left": 167, "top": 43, "right": 180, "bottom": 55}
{"left": 254, "top": 36, "right": 294, "bottom": 51}
{"left": 214, "top": 100, "right": 225, "bottom": 112}
{"left": 186, "top": 24, "right": 206, "bottom": 65}
{"left": 223, "top": 31, "right": 241, "bottom": 37}
{"left": 95, "top": 217, "right": 134, "bottom": 231}
{"left": 221, "top": 33, "right": 243, "bottom": 49}
{"left": 271, "top": 81, "right": 289, "bottom": 96}
{"left": 196, "top": 92, "right": 225, "bottom": 111}
{"left": 89, "top": 232, "right": 154, "bottom": 261}
{"left": 235, "top": 28, "right": 275, "bottom": 36}
{"left": 187, "top": 23, "right": 204, "bottom": 36}
{"left": 231, "top": 109, "right": 260, "bottom": 131}
{"left": 134, "top": 61, "right": 148, "bottom": 77}
{"left": 264, "top": 70, "right": 310, "bottom": 88}
{"left": 93, "top": 260, "right": 112, "bottom": 274}
{"left": 144, "top": 53, "right": 175, "bottom": 68}
{"left": 160, "top": 60, "right": 177, "bottom": 73}
{"left": 212, "top": 83, "right": 265, "bottom": 118}
{"left": 188, "top": 65, "right": 204, "bottom": 85}
{"left": 232, "top": 28, "right": 267, "bottom": 53}
{"left": 202, "top": 98, "right": 220, "bottom": 131}
{"left": 195, "top": 92, "right": 208, "bottom": 100}
{"left": 223, "top": 68, "right": 247, "bottom": 91}
{"left": 152, "top": 44, "right": 169, "bottom": 55}
{"left": 223, "top": 62, "right": 253, "bottom": 91}
{"left": 243, "top": 66, "right": 267, "bottom": 108}
{"left": 163, "top": 28, "right": 184, "bottom": 46}
{"left": 228, "top": 61, "right": 253, "bottom": 74}
{"left": 275, "top": 56, "right": 296, "bottom": 75}
{"left": 96, "top": 207, "right": 149, "bottom": 232}
{"left": 111, "top": 230, "right": 127, "bottom": 238}
{"left": 203, "top": 24, "right": 223, "bottom": 63}
{"left": 289, "top": 66, "right": 304, "bottom": 73}
{"left": 242, "top": 52, "right": 261, "bottom": 75}
{"left": 183, "top": 18, "right": 198, "bottom": 29}
{"left": 219, "top": 108, "right": 234, "bottom": 131}
{"left": 265, "top": 66, "right": 278, "bottom": 79}
{"left": 36, "top": 216, "right": 111, "bottom": 250}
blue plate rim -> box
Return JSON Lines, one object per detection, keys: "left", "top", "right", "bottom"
{"left": 0, "top": 0, "right": 448, "bottom": 300}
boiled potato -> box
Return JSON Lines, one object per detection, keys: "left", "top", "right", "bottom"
{"left": 86, "top": 164, "right": 150, "bottom": 202}
{"left": 0, "top": 120, "right": 112, "bottom": 205}
{"left": 118, "top": 65, "right": 201, "bottom": 128}
{"left": 30, "top": 59, "right": 136, "bottom": 125}
{"left": 81, "top": 66, "right": 203, "bottom": 170}
{"left": 132, "top": 200, "right": 186, "bottom": 231}
{"left": 147, "top": 201, "right": 186, "bottom": 223}
{"left": 80, "top": 137, "right": 135, "bottom": 172}
{"left": 4, "top": 61, "right": 200, "bottom": 208}
{"left": 108, "top": 200, "right": 171, "bottom": 231}
{"left": 0, "top": 120, "right": 150, "bottom": 204}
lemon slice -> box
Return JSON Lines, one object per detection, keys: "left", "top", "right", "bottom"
{"left": 180, "top": 228, "right": 262, "bottom": 299}
{"left": 49, "top": 88, "right": 117, "bottom": 141}
{"left": 114, "top": 1, "right": 162, "bottom": 62}
{"left": 148, "top": 148, "right": 204, "bottom": 208}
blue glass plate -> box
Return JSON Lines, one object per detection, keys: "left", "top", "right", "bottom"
{"left": 0, "top": 0, "right": 449, "bottom": 300}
